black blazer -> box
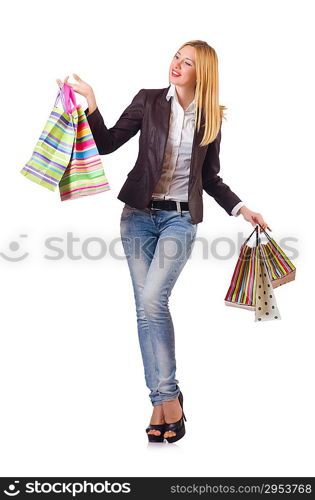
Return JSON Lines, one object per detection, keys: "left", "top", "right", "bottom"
{"left": 85, "top": 85, "right": 242, "bottom": 224}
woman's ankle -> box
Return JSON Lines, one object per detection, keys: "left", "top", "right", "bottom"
{"left": 162, "top": 398, "right": 182, "bottom": 422}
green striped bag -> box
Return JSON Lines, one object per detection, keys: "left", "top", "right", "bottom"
{"left": 224, "top": 224, "right": 296, "bottom": 321}
{"left": 20, "top": 86, "right": 78, "bottom": 191}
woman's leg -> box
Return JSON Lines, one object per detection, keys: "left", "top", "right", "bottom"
{"left": 120, "top": 205, "right": 197, "bottom": 438}
{"left": 120, "top": 204, "right": 163, "bottom": 407}
{"left": 141, "top": 209, "right": 197, "bottom": 438}
{"left": 141, "top": 209, "right": 197, "bottom": 403}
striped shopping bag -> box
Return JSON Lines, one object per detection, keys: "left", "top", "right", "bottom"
{"left": 224, "top": 226, "right": 260, "bottom": 311}
{"left": 259, "top": 228, "right": 296, "bottom": 288}
{"left": 58, "top": 103, "right": 110, "bottom": 201}
{"left": 224, "top": 224, "right": 296, "bottom": 321}
{"left": 20, "top": 85, "right": 78, "bottom": 191}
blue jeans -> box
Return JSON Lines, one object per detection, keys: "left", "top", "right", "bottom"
{"left": 120, "top": 203, "right": 198, "bottom": 406}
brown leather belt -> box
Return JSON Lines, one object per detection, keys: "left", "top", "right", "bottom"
{"left": 147, "top": 199, "right": 189, "bottom": 211}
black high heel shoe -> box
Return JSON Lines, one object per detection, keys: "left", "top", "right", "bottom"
{"left": 146, "top": 423, "right": 166, "bottom": 443}
{"left": 163, "top": 391, "right": 187, "bottom": 443}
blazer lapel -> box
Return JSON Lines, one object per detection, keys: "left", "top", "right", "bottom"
{"left": 157, "top": 87, "right": 172, "bottom": 173}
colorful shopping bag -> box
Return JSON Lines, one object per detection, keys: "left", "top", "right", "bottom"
{"left": 259, "top": 227, "right": 296, "bottom": 288}
{"left": 224, "top": 224, "right": 296, "bottom": 321}
{"left": 20, "top": 84, "right": 78, "bottom": 191}
{"left": 224, "top": 226, "right": 260, "bottom": 311}
{"left": 58, "top": 99, "right": 110, "bottom": 201}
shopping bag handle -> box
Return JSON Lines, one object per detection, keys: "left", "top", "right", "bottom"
{"left": 257, "top": 222, "right": 273, "bottom": 243}
{"left": 62, "top": 83, "right": 77, "bottom": 113}
{"left": 244, "top": 225, "right": 259, "bottom": 246}
{"left": 53, "top": 83, "right": 77, "bottom": 114}
{"left": 54, "top": 85, "right": 67, "bottom": 111}
{"left": 244, "top": 223, "right": 273, "bottom": 247}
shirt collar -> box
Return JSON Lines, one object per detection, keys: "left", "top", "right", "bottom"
{"left": 166, "top": 83, "right": 176, "bottom": 101}
{"left": 166, "top": 83, "right": 195, "bottom": 111}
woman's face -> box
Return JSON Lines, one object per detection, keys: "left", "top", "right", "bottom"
{"left": 169, "top": 45, "right": 196, "bottom": 88}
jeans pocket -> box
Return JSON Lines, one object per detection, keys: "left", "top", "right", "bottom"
{"left": 181, "top": 210, "right": 193, "bottom": 221}
{"left": 120, "top": 204, "right": 134, "bottom": 221}
{"left": 182, "top": 211, "right": 198, "bottom": 229}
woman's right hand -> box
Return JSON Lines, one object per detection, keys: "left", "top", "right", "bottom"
{"left": 56, "top": 73, "right": 93, "bottom": 98}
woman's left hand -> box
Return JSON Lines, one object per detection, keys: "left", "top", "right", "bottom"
{"left": 238, "top": 206, "right": 271, "bottom": 232}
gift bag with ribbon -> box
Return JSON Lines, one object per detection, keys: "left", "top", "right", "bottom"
{"left": 224, "top": 224, "right": 296, "bottom": 321}
{"left": 58, "top": 85, "right": 110, "bottom": 201}
{"left": 20, "top": 84, "right": 78, "bottom": 191}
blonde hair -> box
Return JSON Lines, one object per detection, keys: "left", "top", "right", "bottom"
{"left": 177, "top": 40, "right": 227, "bottom": 146}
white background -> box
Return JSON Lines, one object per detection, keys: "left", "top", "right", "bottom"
{"left": 1, "top": 0, "right": 314, "bottom": 478}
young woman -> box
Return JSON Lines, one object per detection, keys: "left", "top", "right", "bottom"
{"left": 57, "top": 39, "right": 270, "bottom": 444}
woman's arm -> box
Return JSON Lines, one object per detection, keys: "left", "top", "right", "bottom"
{"left": 202, "top": 126, "right": 243, "bottom": 215}
{"left": 86, "top": 91, "right": 97, "bottom": 116}
{"left": 238, "top": 205, "right": 271, "bottom": 231}
{"left": 84, "top": 89, "right": 146, "bottom": 155}
{"left": 56, "top": 74, "right": 145, "bottom": 155}
{"left": 202, "top": 126, "right": 271, "bottom": 232}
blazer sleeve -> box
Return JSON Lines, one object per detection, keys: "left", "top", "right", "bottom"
{"left": 84, "top": 88, "right": 146, "bottom": 155}
{"left": 201, "top": 124, "right": 243, "bottom": 216}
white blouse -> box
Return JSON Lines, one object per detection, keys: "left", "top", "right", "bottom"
{"left": 152, "top": 83, "right": 244, "bottom": 217}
